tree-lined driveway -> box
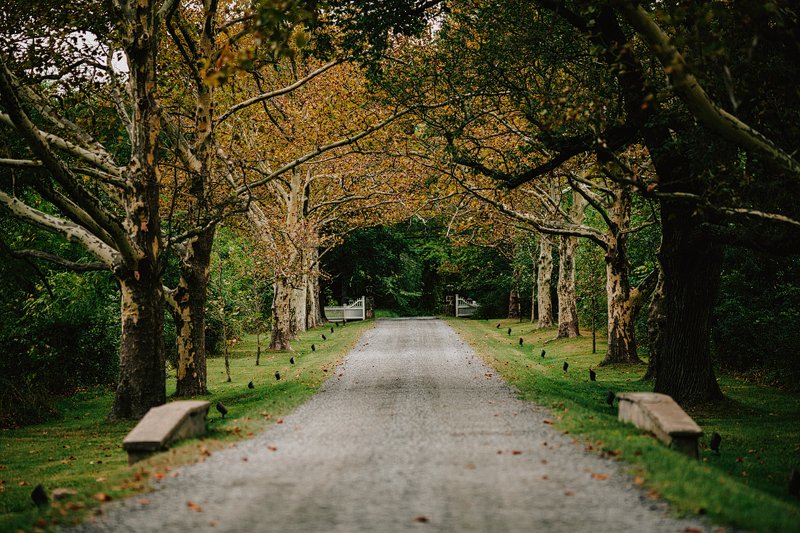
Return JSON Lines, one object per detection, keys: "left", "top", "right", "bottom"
{"left": 80, "top": 319, "right": 707, "bottom": 532}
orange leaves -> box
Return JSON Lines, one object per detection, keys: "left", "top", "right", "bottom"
{"left": 591, "top": 473, "right": 609, "bottom": 480}
{"left": 93, "top": 492, "right": 112, "bottom": 502}
{"left": 187, "top": 500, "right": 203, "bottom": 512}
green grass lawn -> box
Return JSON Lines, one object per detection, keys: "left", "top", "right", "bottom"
{"left": 447, "top": 317, "right": 800, "bottom": 532}
{"left": 0, "top": 319, "right": 372, "bottom": 532}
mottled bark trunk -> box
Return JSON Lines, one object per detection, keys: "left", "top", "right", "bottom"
{"left": 644, "top": 267, "right": 665, "bottom": 380}
{"left": 306, "top": 248, "right": 323, "bottom": 328}
{"left": 109, "top": 1, "right": 166, "bottom": 419}
{"left": 556, "top": 233, "right": 580, "bottom": 338}
{"left": 508, "top": 288, "right": 521, "bottom": 319}
{"left": 170, "top": 229, "right": 214, "bottom": 396}
{"left": 270, "top": 278, "right": 294, "bottom": 350}
{"left": 291, "top": 279, "right": 307, "bottom": 334}
{"left": 601, "top": 186, "right": 639, "bottom": 364}
{"left": 537, "top": 237, "right": 554, "bottom": 328}
{"left": 654, "top": 202, "right": 724, "bottom": 404}
{"left": 111, "top": 267, "right": 165, "bottom": 419}
{"left": 556, "top": 193, "right": 587, "bottom": 338}
{"left": 602, "top": 258, "right": 638, "bottom": 364}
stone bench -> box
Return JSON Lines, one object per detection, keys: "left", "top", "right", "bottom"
{"left": 123, "top": 400, "right": 210, "bottom": 464}
{"left": 616, "top": 392, "right": 702, "bottom": 458}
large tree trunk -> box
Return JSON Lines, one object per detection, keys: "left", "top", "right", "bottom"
{"left": 601, "top": 186, "right": 640, "bottom": 364}
{"left": 508, "top": 288, "right": 521, "bottom": 319}
{"left": 644, "top": 267, "right": 665, "bottom": 380}
{"left": 653, "top": 202, "right": 724, "bottom": 404}
{"left": 556, "top": 193, "right": 587, "bottom": 338}
{"left": 111, "top": 266, "right": 166, "bottom": 419}
{"left": 537, "top": 237, "right": 554, "bottom": 327}
{"left": 110, "top": 2, "right": 166, "bottom": 419}
{"left": 306, "top": 247, "right": 323, "bottom": 328}
{"left": 270, "top": 277, "right": 294, "bottom": 350}
{"left": 556, "top": 233, "right": 580, "bottom": 338}
{"left": 170, "top": 229, "right": 214, "bottom": 396}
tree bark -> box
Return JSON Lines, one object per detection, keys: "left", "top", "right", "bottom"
{"left": 169, "top": 229, "right": 214, "bottom": 396}
{"left": 537, "top": 236, "right": 554, "bottom": 327}
{"left": 653, "top": 201, "right": 724, "bottom": 404}
{"left": 508, "top": 288, "right": 521, "bottom": 319}
{"left": 601, "top": 186, "right": 640, "bottom": 364}
{"left": 556, "top": 233, "right": 580, "bottom": 338}
{"left": 644, "top": 267, "right": 665, "bottom": 380}
{"left": 111, "top": 266, "right": 166, "bottom": 419}
{"left": 556, "top": 193, "right": 587, "bottom": 338}
{"left": 270, "top": 277, "right": 294, "bottom": 350}
{"left": 306, "top": 247, "right": 324, "bottom": 328}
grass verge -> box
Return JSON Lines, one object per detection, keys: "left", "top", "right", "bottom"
{"left": 447, "top": 317, "right": 800, "bottom": 532}
{"left": 0, "top": 319, "right": 371, "bottom": 532}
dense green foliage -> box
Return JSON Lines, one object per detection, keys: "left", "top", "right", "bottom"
{"left": 713, "top": 249, "right": 800, "bottom": 391}
{"left": 0, "top": 220, "right": 120, "bottom": 427}
{"left": 321, "top": 220, "right": 515, "bottom": 316}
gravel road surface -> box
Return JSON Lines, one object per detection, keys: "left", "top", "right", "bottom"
{"left": 77, "top": 318, "right": 709, "bottom": 532}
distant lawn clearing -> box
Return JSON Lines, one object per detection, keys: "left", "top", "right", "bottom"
{"left": 0, "top": 320, "right": 372, "bottom": 532}
{"left": 447, "top": 317, "right": 800, "bottom": 532}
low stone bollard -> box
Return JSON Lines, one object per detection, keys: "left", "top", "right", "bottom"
{"left": 616, "top": 392, "right": 702, "bottom": 458}
{"left": 123, "top": 400, "right": 211, "bottom": 464}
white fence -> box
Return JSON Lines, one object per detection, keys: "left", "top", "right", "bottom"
{"left": 324, "top": 296, "right": 366, "bottom": 322}
{"left": 455, "top": 294, "right": 479, "bottom": 317}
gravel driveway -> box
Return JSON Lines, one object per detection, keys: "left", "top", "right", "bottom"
{"left": 77, "top": 318, "right": 709, "bottom": 532}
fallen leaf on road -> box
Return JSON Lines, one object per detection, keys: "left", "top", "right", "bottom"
{"left": 137, "top": 499, "right": 151, "bottom": 506}
{"left": 512, "top": 450, "right": 522, "bottom": 455}
{"left": 187, "top": 501, "right": 203, "bottom": 512}
{"left": 267, "top": 445, "right": 278, "bottom": 452}
{"left": 543, "top": 420, "right": 553, "bottom": 425}
{"left": 564, "top": 491, "right": 575, "bottom": 496}
{"left": 93, "top": 492, "right": 112, "bottom": 502}
{"left": 633, "top": 476, "right": 644, "bottom": 486}
{"left": 414, "top": 516, "right": 429, "bottom": 523}
{"left": 591, "top": 474, "right": 609, "bottom": 480}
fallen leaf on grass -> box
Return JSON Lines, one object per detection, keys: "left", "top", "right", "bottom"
{"left": 187, "top": 501, "right": 203, "bottom": 512}
{"left": 199, "top": 446, "right": 211, "bottom": 457}
{"left": 65, "top": 502, "right": 85, "bottom": 511}
{"left": 633, "top": 476, "right": 644, "bottom": 486}
{"left": 93, "top": 492, "right": 112, "bottom": 502}
{"left": 52, "top": 488, "right": 78, "bottom": 500}
{"left": 19, "top": 481, "right": 29, "bottom": 486}
{"left": 95, "top": 477, "right": 107, "bottom": 483}
{"left": 646, "top": 489, "right": 660, "bottom": 500}
{"left": 153, "top": 473, "right": 165, "bottom": 481}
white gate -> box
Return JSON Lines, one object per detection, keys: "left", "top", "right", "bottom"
{"left": 455, "top": 294, "right": 479, "bottom": 317}
{"left": 325, "top": 296, "right": 366, "bottom": 322}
